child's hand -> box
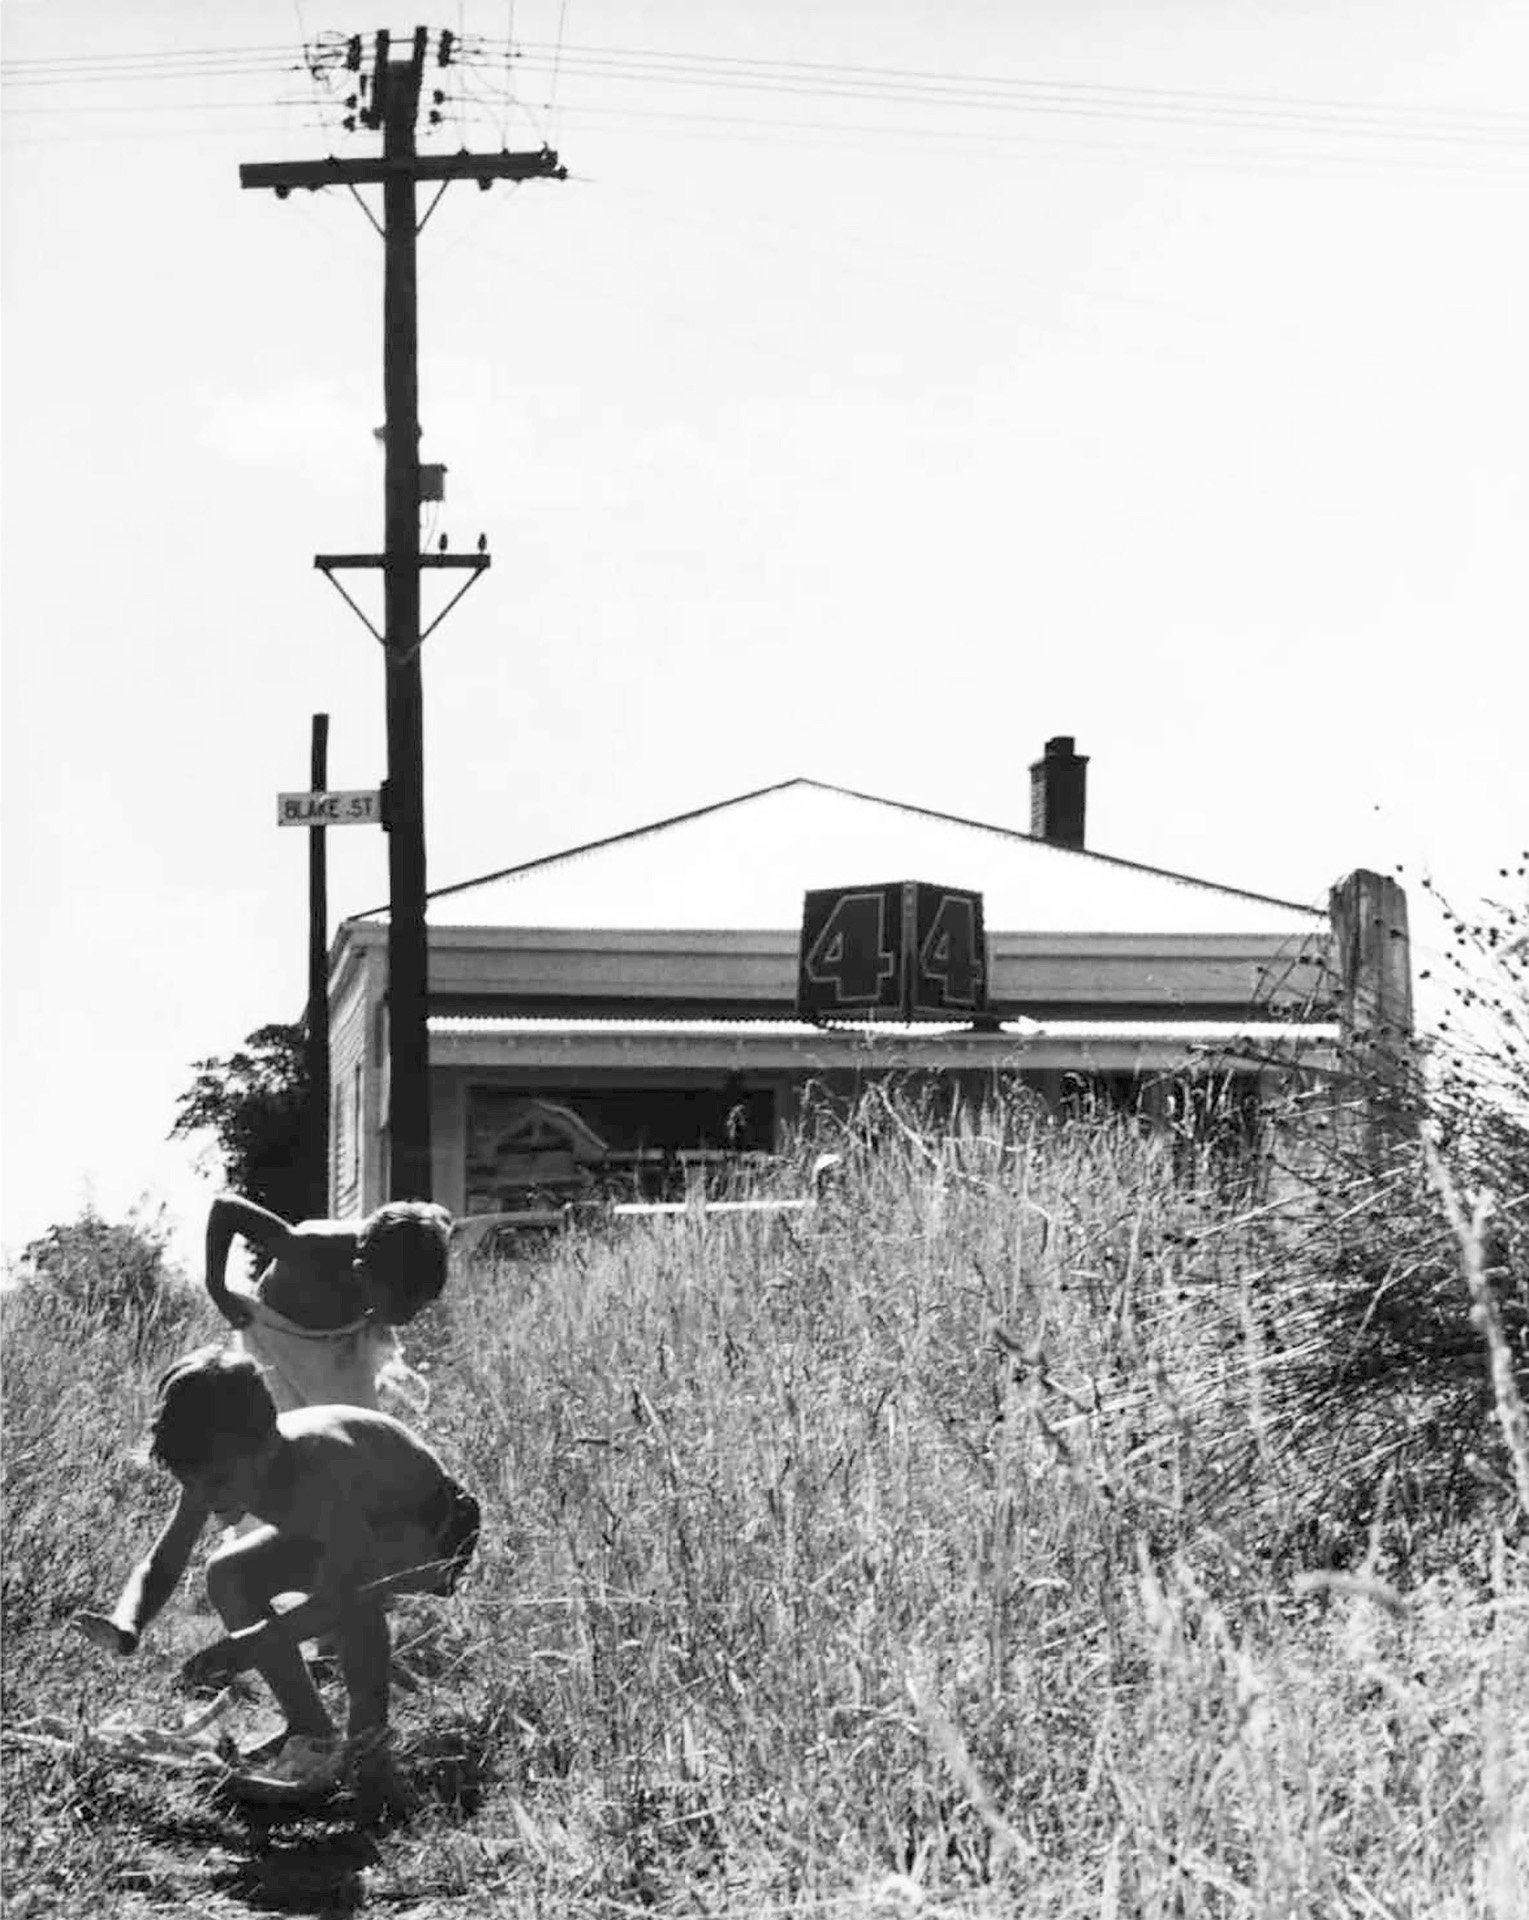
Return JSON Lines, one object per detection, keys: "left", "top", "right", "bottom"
{"left": 72, "top": 1611, "right": 137, "bottom": 1656}
{"left": 178, "top": 1640, "right": 240, "bottom": 1692}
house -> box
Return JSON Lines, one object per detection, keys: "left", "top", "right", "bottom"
{"left": 324, "top": 738, "right": 1387, "bottom": 1220}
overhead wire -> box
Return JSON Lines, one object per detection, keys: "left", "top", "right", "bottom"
{"left": 546, "top": 1, "right": 571, "bottom": 116}
{"left": 2, "top": 49, "right": 299, "bottom": 85}
{"left": 1, "top": 120, "right": 316, "bottom": 150}
{"left": 469, "top": 33, "right": 1528, "bottom": 119}
{"left": 453, "top": 55, "right": 548, "bottom": 147}
{"left": 491, "top": 0, "right": 515, "bottom": 145}
{"left": 5, "top": 97, "right": 311, "bottom": 117}
{"left": 458, "top": 37, "right": 1529, "bottom": 148}
{"left": 7, "top": 34, "right": 1524, "bottom": 149}
{"left": 475, "top": 94, "right": 1529, "bottom": 187}
{"left": 445, "top": 33, "right": 1529, "bottom": 184}
{"left": 6, "top": 30, "right": 1526, "bottom": 180}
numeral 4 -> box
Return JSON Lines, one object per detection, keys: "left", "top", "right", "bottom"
{"left": 919, "top": 893, "right": 983, "bottom": 1007}
{"left": 804, "top": 890, "right": 897, "bottom": 1005}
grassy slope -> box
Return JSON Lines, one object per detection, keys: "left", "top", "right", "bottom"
{"left": 3, "top": 1108, "right": 1526, "bottom": 1917}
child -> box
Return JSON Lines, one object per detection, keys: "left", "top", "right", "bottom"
{"left": 203, "top": 1194, "right": 452, "bottom": 1416}
{"left": 73, "top": 1345, "right": 480, "bottom": 1795}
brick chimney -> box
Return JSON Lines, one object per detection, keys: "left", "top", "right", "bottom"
{"left": 1029, "top": 736, "right": 1088, "bottom": 850}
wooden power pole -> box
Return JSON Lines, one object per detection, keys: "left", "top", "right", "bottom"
{"left": 241, "top": 27, "right": 564, "bottom": 1201}
{"left": 306, "top": 713, "right": 331, "bottom": 1217}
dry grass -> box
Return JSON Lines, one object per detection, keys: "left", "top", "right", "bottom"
{"left": 4, "top": 1096, "right": 1527, "bottom": 1916}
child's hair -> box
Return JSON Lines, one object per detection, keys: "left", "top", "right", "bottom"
{"left": 150, "top": 1345, "right": 278, "bottom": 1475}
{"left": 356, "top": 1201, "right": 452, "bottom": 1324}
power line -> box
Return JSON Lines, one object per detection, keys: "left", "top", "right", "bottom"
{"left": 458, "top": 37, "right": 1529, "bottom": 145}
{"left": 545, "top": 0, "right": 571, "bottom": 115}
{"left": 5, "top": 98, "right": 313, "bottom": 118}
{"left": 2, "top": 49, "right": 298, "bottom": 85}
{"left": 6, "top": 34, "right": 1526, "bottom": 178}
{"left": 3, "top": 39, "right": 295, "bottom": 63}
{"left": 509, "top": 72, "right": 1527, "bottom": 152}
{"left": 8, "top": 36, "right": 1524, "bottom": 147}
{"left": 12, "top": 93, "right": 1521, "bottom": 184}
{"left": 488, "top": 96, "right": 1529, "bottom": 185}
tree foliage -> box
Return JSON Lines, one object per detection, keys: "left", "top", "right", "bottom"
{"left": 16, "top": 1203, "right": 193, "bottom": 1350}
{"left": 170, "top": 1020, "right": 310, "bottom": 1219}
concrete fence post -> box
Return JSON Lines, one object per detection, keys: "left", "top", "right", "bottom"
{"left": 1329, "top": 869, "right": 1415, "bottom": 1161}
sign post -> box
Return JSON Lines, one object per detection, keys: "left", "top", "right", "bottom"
{"left": 279, "top": 727, "right": 386, "bottom": 1218}
{"left": 304, "top": 718, "right": 330, "bottom": 1219}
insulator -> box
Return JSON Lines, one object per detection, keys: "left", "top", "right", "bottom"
{"left": 346, "top": 34, "right": 362, "bottom": 70}
{"left": 438, "top": 28, "right": 455, "bottom": 66}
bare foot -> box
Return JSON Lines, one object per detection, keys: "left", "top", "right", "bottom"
{"left": 71, "top": 1612, "right": 136, "bottom": 1656}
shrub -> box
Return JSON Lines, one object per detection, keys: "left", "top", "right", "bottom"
{"left": 169, "top": 1020, "right": 309, "bottom": 1220}
{"left": 1225, "top": 866, "right": 1529, "bottom": 1553}
{"left": 12, "top": 1204, "right": 194, "bottom": 1354}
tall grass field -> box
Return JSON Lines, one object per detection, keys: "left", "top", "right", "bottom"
{"left": 3, "top": 1090, "right": 1526, "bottom": 1917}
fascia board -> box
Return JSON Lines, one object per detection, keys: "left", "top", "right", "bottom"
{"left": 429, "top": 1026, "right": 1338, "bottom": 1076}
{"left": 425, "top": 925, "right": 1326, "bottom": 954}
{"left": 421, "top": 925, "right": 1330, "bottom": 1012}
{"left": 328, "top": 919, "right": 388, "bottom": 1007}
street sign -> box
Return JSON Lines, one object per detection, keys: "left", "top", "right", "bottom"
{"left": 276, "top": 789, "right": 384, "bottom": 828}
{"left": 798, "top": 882, "right": 987, "bottom": 1021}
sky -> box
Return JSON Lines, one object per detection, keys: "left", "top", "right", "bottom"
{"left": 3, "top": 0, "right": 1527, "bottom": 1269}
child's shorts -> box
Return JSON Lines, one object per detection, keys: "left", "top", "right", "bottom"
{"left": 421, "top": 1477, "right": 480, "bottom": 1596}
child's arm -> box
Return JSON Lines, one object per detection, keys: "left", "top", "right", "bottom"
{"left": 205, "top": 1193, "right": 296, "bottom": 1328}
{"left": 72, "top": 1487, "right": 208, "bottom": 1656}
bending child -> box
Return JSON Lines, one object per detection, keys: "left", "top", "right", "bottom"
{"left": 73, "top": 1346, "right": 480, "bottom": 1795}
{"left": 204, "top": 1194, "right": 452, "bottom": 1415}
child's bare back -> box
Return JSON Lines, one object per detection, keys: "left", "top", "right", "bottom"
{"left": 203, "top": 1195, "right": 451, "bottom": 1415}
{"left": 256, "top": 1220, "right": 367, "bottom": 1329}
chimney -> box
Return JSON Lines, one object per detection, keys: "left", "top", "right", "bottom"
{"left": 1029, "top": 735, "right": 1088, "bottom": 849}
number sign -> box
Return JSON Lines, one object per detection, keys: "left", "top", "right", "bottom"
{"left": 799, "top": 883, "right": 905, "bottom": 1015}
{"left": 798, "top": 882, "right": 987, "bottom": 1021}
{"left": 912, "top": 886, "right": 987, "bottom": 1013}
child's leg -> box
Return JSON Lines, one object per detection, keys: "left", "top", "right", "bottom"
{"left": 204, "top": 1528, "right": 333, "bottom": 1741}
{"left": 334, "top": 1598, "right": 392, "bottom": 1744}
{"left": 332, "top": 1598, "right": 416, "bottom": 1821}
{"left": 330, "top": 1513, "right": 449, "bottom": 1773}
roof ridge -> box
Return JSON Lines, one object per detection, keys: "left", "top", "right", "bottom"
{"left": 356, "top": 774, "right": 1323, "bottom": 922}
{"left": 797, "top": 779, "right": 1323, "bottom": 916}
{"left": 357, "top": 776, "right": 814, "bottom": 918}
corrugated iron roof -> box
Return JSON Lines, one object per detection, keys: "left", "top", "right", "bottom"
{"left": 430, "top": 1015, "right": 1339, "bottom": 1043}
{"left": 363, "top": 779, "right": 1326, "bottom": 937}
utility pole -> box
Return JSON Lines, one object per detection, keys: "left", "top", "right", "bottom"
{"left": 241, "top": 27, "right": 564, "bottom": 1201}
{"left": 306, "top": 713, "right": 331, "bottom": 1219}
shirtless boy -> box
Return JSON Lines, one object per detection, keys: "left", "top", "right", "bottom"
{"left": 204, "top": 1194, "right": 452, "bottom": 1414}
{"left": 73, "top": 1346, "right": 480, "bottom": 1794}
